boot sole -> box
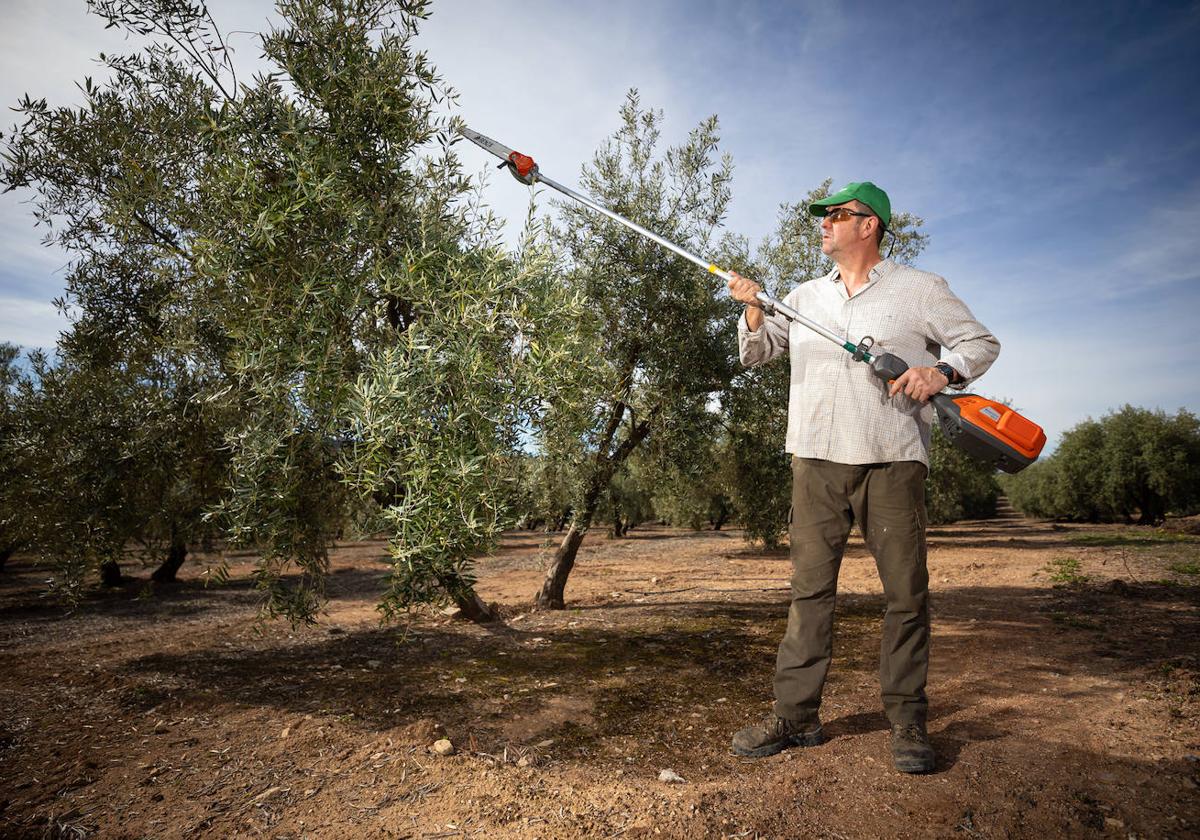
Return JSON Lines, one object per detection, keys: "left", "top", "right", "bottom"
{"left": 732, "top": 728, "right": 827, "bottom": 757}
{"left": 893, "top": 757, "right": 935, "bottom": 773}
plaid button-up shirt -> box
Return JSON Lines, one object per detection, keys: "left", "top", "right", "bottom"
{"left": 737, "top": 259, "right": 1000, "bottom": 466}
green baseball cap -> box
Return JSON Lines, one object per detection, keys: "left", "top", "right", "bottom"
{"left": 809, "top": 181, "right": 891, "bottom": 229}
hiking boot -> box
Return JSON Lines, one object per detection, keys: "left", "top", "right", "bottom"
{"left": 731, "top": 715, "right": 826, "bottom": 757}
{"left": 890, "top": 722, "right": 935, "bottom": 773}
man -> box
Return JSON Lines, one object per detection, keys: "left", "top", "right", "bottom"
{"left": 726, "top": 181, "right": 999, "bottom": 773}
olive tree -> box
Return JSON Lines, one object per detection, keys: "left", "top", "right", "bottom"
{"left": 1098, "top": 405, "right": 1199, "bottom": 524}
{"left": 191, "top": 1, "right": 586, "bottom": 621}
{"left": 3, "top": 0, "right": 585, "bottom": 621}
{"left": 532, "top": 91, "right": 739, "bottom": 608}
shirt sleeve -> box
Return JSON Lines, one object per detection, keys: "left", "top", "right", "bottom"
{"left": 923, "top": 277, "right": 1000, "bottom": 388}
{"left": 737, "top": 306, "right": 791, "bottom": 367}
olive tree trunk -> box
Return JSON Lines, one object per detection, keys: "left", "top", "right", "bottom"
{"left": 438, "top": 574, "right": 498, "bottom": 622}
{"left": 99, "top": 559, "right": 122, "bottom": 586}
{"left": 711, "top": 501, "right": 730, "bottom": 531}
{"left": 151, "top": 537, "right": 188, "bottom": 583}
{"left": 536, "top": 401, "right": 654, "bottom": 609}
{"left": 535, "top": 499, "right": 599, "bottom": 610}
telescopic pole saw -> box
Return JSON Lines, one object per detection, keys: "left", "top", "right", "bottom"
{"left": 458, "top": 125, "right": 1046, "bottom": 474}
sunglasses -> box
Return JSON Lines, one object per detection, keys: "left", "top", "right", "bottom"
{"left": 823, "top": 207, "right": 873, "bottom": 223}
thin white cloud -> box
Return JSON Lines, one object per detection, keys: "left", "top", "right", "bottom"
{"left": 0, "top": 295, "right": 68, "bottom": 350}
{"left": 1105, "top": 187, "right": 1200, "bottom": 294}
{"left": 0, "top": 201, "right": 66, "bottom": 278}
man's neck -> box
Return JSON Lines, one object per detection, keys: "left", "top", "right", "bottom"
{"left": 835, "top": 252, "right": 883, "bottom": 296}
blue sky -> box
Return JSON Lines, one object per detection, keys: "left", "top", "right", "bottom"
{"left": 2, "top": 0, "right": 1198, "bottom": 449}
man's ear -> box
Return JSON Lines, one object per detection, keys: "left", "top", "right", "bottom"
{"left": 863, "top": 216, "right": 878, "bottom": 242}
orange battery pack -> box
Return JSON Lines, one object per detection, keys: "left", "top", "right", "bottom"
{"left": 932, "top": 394, "right": 1046, "bottom": 474}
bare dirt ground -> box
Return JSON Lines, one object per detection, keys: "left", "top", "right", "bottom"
{"left": 1, "top": 504, "right": 1198, "bottom": 839}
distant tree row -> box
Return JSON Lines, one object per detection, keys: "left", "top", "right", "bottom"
{"left": 1, "top": 0, "right": 1007, "bottom": 619}
{"left": 1001, "top": 406, "right": 1200, "bottom": 524}
{"left": 513, "top": 418, "right": 999, "bottom": 550}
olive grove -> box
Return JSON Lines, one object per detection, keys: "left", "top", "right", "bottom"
{"left": 3, "top": 0, "right": 1032, "bottom": 621}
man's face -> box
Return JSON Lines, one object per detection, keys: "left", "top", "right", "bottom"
{"left": 819, "top": 202, "right": 870, "bottom": 257}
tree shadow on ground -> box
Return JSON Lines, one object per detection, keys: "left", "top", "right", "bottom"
{"left": 925, "top": 525, "right": 1048, "bottom": 538}
{"left": 0, "top": 558, "right": 395, "bottom": 626}
{"left": 0, "top": 573, "right": 257, "bottom": 625}
{"left": 589, "top": 530, "right": 743, "bottom": 543}
{"left": 103, "top": 578, "right": 1197, "bottom": 777}
{"left": 925, "top": 536, "right": 1093, "bottom": 550}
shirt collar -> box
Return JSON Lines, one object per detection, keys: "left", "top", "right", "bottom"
{"left": 826, "top": 258, "right": 895, "bottom": 285}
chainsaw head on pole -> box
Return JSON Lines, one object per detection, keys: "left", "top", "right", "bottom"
{"left": 504, "top": 151, "right": 538, "bottom": 185}
{"left": 457, "top": 126, "right": 540, "bottom": 186}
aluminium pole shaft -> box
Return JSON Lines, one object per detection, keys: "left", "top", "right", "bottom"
{"left": 456, "top": 125, "right": 870, "bottom": 359}
{"left": 534, "top": 171, "right": 867, "bottom": 358}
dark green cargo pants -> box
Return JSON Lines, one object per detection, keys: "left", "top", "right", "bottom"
{"left": 774, "top": 457, "right": 930, "bottom": 727}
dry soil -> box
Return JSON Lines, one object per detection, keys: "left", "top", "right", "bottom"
{"left": 1, "top": 505, "right": 1198, "bottom": 839}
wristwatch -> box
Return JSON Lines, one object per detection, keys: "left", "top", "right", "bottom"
{"left": 934, "top": 361, "right": 960, "bottom": 385}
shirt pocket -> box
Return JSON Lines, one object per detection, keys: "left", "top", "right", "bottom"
{"left": 868, "top": 313, "right": 906, "bottom": 346}
{"left": 869, "top": 313, "right": 928, "bottom": 365}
